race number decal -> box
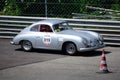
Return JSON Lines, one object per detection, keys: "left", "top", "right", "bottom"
{"left": 43, "top": 35, "right": 51, "bottom": 46}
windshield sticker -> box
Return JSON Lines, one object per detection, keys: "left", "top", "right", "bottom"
{"left": 43, "top": 35, "right": 51, "bottom": 46}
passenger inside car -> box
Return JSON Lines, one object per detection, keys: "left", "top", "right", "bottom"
{"left": 40, "top": 25, "right": 52, "bottom": 32}
{"left": 54, "top": 24, "right": 60, "bottom": 32}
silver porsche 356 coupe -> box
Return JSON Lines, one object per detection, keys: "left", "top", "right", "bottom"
{"left": 10, "top": 19, "right": 105, "bottom": 55}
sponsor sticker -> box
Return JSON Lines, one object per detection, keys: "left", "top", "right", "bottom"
{"left": 43, "top": 35, "right": 51, "bottom": 46}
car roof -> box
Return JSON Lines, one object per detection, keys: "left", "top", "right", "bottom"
{"left": 34, "top": 19, "right": 66, "bottom": 26}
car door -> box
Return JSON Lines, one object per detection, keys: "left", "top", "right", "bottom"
{"left": 36, "top": 24, "right": 60, "bottom": 50}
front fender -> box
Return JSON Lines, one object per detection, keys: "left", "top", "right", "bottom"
{"left": 61, "top": 35, "right": 85, "bottom": 51}
{"left": 84, "top": 31, "right": 99, "bottom": 38}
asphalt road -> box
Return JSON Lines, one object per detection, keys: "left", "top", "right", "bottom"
{"left": 0, "top": 39, "right": 120, "bottom": 80}
{"left": 0, "top": 39, "right": 66, "bottom": 70}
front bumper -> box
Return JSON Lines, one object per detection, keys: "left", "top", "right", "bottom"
{"left": 78, "top": 44, "right": 105, "bottom": 52}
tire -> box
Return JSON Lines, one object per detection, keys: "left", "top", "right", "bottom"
{"left": 21, "top": 40, "right": 33, "bottom": 51}
{"left": 63, "top": 43, "right": 77, "bottom": 56}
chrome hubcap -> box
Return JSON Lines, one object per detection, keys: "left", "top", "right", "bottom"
{"left": 22, "top": 41, "right": 32, "bottom": 51}
{"left": 66, "top": 43, "right": 76, "bottom": 54}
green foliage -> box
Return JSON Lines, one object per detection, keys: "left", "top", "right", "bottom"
{"left": 3, "top": 4, "right": 21, "bottom": 16}
{"left": 0, "top": 0, "right": 5, "bottom": 11}
{"left": 2, "top": 0, "right": 21, "bottom": 15}
{"left": 2, "top": 0, "right": 36, "bottom": 16}
{"left": 112, "top": 4, "right": 120, "bottom": 10}
{"left": 0, "top": 0, "right": 120, "bottom": 17}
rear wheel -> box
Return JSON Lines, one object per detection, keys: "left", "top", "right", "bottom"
{"left": 21, "top": 40, "right": 33, "bottom": 51}
{"left": 63, "top": 43, "right": 77, "bottom": 56}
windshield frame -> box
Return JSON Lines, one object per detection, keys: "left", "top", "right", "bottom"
{"left": 52, "top": 22, "right": 72, "bottom": 32}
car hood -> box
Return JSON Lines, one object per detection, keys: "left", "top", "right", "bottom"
{"left": 59, "top": 30, "right": 96, "bottom": 41}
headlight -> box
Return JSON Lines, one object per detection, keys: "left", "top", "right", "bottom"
{"left": 82, "top": 38, "right": 88, "bottom": 46}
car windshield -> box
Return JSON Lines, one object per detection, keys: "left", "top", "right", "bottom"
{"left": 53, "top": 22, "right": 72, "bottom": 32}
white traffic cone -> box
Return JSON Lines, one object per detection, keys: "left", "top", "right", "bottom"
{"left": 100, "top": 49, "right": 109, "bottom": 73}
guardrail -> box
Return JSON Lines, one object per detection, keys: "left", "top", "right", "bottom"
{"left": 72, "top": 13, "right": 114, "bottom": 19}
{"left": 0, "top": 15, "right": 120, "bottom": 46}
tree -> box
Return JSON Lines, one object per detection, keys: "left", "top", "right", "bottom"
{"left": 1, "top": 0, "right": 120, "bottom": 17}
{"left": 0, "top": 0, "right": 5, "bottom": 11}
{"left": 2, "top": 0, "right": 21, "bottom": 15}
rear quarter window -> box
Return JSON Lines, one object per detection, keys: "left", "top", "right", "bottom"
{"left": 30, "top": 25, "right": 39, "bottom": 32}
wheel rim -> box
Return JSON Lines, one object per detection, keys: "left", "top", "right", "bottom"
{"left": 65, "top": 43, "right": 76, "bottom": 55}
{"left": 22, "top": 41, "right": 32, "bottom": 51}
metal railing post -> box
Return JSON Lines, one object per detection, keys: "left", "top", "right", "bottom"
{"left": 45, "top": 0, "right": 47, "bottom": 18}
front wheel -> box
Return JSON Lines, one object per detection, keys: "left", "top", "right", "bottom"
{"left": 63, "top": 43, "right": 77, "bottom": 56}
{"left": 21, "top": 40, "right": 33, "bottom": 51}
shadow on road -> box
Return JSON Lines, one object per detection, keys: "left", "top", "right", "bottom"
{"left": 76, "top": 50, "right": 111, "bottom": 57}
{"left": 15, "top": 48, "right": 63, "bottom": 55}
{"left": 15, "top": 48, "right": 111, "bottom": 57}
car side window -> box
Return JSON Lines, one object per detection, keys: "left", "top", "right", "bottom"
{"left": 30, "top": 25, "right": 39, "bottom": 32}
{"left": 40, "top": 24, "right": 53, "bottom": 32}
